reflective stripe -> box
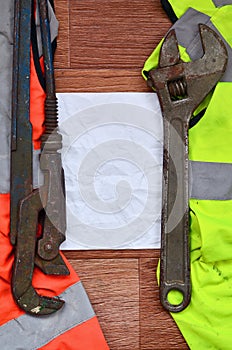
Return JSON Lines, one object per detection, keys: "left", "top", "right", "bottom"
{"left": 172, "top": 8, "right": 210, "bottom": 60}
{"left": 33, "top": 149, "right": 44, "bottom": 188}
{"left": 0, "top": 281, "right": 95, "bottom": 350}
{"left": 0, "top": 154, "right": 10, "bottom": 193}
{"left": 190, "top": 161, "right": 232, "bottom": 200}
{"left": 0, "top": 0, "right": 13, "bottom": 194}
{"left": 213, "top": 0, "right": 232, "bottom": 6}
{"left": 173, "top": 8, "right": 228, "bottom": 63}
{"left": 0, "top": 148, "right": 44, "bottom": 193}
{"left": 171, "top": 8, "right": 232, "bottom": 82}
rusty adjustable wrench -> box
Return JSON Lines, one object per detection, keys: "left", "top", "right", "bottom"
{"left": 147, "top": 25, "right": 227, "bottom": 312}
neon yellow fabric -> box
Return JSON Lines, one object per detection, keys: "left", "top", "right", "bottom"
{"left": 168, "top": 0, "right": 216, "bottom": 18}
{"left": 164, "top": 87, "right": 232, "bottom": 347}
{"left": 189, "top": 83, "right": 232, "bottom": 163}
{"left": 211, "top": 5, "right": 232, "bottom": 47}
{"left": 169, "top": 199, "right": 232, "bottom": 350}
{"left": 143, "top": 3, "right": 232, "bottom": 349}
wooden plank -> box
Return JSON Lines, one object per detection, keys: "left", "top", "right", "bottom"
{"left": 63, "top": 249, "right": 158, "bottom": 260}
{"left": 140, "top": 258, "right": 189, "bottom": 349}
{"left": 55, "top": 68, "right": 150, "bottom": 92}
{"left": 69, "top": 0, "right": 171, "bottom": 69}
{"left": 69, "top": 258, "right": 140, "bottom": 350}
{"left": 54, "top": 0, "right": 70, "bottom": 68}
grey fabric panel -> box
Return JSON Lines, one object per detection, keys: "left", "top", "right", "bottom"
{"left": 190, "top": 161, "right": 232, "bottom": 200}
{"left": 171, "top": 8, "right": 232, "bottom": 82}
{"left": 0, "top": 281, "right": 96, "bottom": 350}
{"left": 33, "top": 149, "right": 44, "bottom": 188}
{"left": 0, "top": 0, "right": 14, "bottom": 193}
{"left": 0, "top": 151, "right": 10, "bottom": 193}
{"left": 213, "top": 0, "right": 232, "bottom": 6}
{"left": 35, "top": 0, "right": 59, "bottom": 57}
{"left": 171, "top": 8, "right": 211, "bottom": 59}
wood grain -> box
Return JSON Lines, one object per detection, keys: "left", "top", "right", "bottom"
{"left": 64, "top": 249, "right": 158, "bottom": 260}
{"left": 56, "top": 1, "right": 189, "bottom": 349}
{"left": 69, "top": 259, "right": 140, "bottom": 350}
{"left": 69, "top": 0, "right": 170, "bottom": 69}
{"left": 55, "top": 0, "right": 171, "bottom": 92}
{"left": 55, "top": 68, "right": 149, "bottom": 92}
{"left": 55, "top": 0, "right": 70, "bottom": 68}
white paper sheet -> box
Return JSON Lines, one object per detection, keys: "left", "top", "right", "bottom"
{"left": 57, "top": 92, "right": 163, "bottom": 249}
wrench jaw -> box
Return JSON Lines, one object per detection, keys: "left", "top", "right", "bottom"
{"left": 12, "top": 286, "right": 65, "bottom": 316}
{"left": 159, "top": 30, "right": 181, "bottom": 68}
{"left": 11, "top": 190, "right": 66, "bottom": 316}
{"left": 149, "top": 24, "right": 228, "bottom": 117}
{"left": 192, "top": 24, "right": 228, "bottom": 82}
{"left": 147, "top": 25, "right": 228, "bottom": 313}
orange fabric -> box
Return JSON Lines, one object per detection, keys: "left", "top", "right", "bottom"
{"left": 30, "top": 51, "right": 45, "bottom": 150}
{"left": 39, "top": 316, "right": 109, "bottom": 350}
{"left": 0, "top": 193, "right": 79, "bottom": 325}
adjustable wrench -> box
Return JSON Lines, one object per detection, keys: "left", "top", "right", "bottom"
{"left": 147, "top": 25, "right": 227, "bottom": 312}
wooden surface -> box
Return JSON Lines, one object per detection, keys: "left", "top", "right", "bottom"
{"left": 55, "top": 1, "right": 189, "bottom": 348}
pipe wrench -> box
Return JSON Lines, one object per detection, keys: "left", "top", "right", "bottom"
{"left": 10, "top": 0, "right": 69, "bottom": 316}
{"left": 147, "top": 24, "right": 227, "bottom": 312}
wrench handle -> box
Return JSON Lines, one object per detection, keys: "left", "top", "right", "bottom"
{"left": 160, "top": 116, "right": 191, "bottom": 312}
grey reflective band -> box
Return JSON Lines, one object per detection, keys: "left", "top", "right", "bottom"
{"left": 171, "top": 8, "right": 232, "bottom": 82}
{"left": 0, "top": 153, "right": 10, "bottom": 194}
{"left": 190, "top": 161, "right": 232, "bottom": 200}
{"left": 1, "top": 148, "right": 45, "bottom": 193}
{"left": 213, "top": 0, "right": 232, "bottom": 6}
{"left": 0, "top": 0, "right": 13, "bottom": 194}
{"left": 0, "top": 281, "right": 95, "bottom": 350}
{"left": 172, "top": 8, "right": 210, "bottom": 60}
{"left": 33, "top": 149, "right": 44, "bottom": 189}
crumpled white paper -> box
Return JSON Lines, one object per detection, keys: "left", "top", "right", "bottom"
{"left": 57, "top": 92, "right": 163, "bottom": 249}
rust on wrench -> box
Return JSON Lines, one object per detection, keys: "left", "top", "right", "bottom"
{"left": 147, "top": 25, "right": 227, "bottom": 312}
